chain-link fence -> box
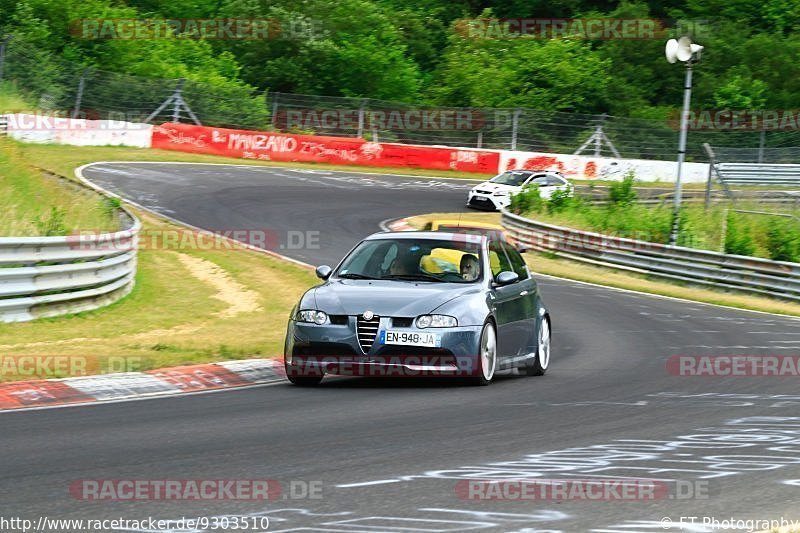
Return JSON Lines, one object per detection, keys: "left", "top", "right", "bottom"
{"left": 706, "top": 146, "right": 800, "bottom": 164}
{"left": 2, "top": 33, "right": 799, "bottom": 162}
{"left": 0, "top": 36, "right": 269, "bottom": 129}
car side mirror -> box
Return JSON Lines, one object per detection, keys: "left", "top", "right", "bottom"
{"left": 315, "top": 265, "right": 332, "bottom": 280}
{"left": 495, "top": 271, "right": 519, "bottom": 286}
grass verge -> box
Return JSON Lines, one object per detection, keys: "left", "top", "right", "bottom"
{"left": 0, "top": 139, "right": 119, "bottom": 235}
{"left": 0, "top": 81, "right": 31, "bottom": 112}
{"left": 405, "top": 212, "right": 800, "bottom": 317}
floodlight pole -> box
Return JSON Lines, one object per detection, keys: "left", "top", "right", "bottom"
{"left": 668, "top": 58, "right": 693, "bottom": 246}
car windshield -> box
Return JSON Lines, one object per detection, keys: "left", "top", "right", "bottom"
{"left": 335, "top": 237, "right": 484, "bottom": 283}
{"left": 489, "top": 171, "right": 531, "bottom": 186}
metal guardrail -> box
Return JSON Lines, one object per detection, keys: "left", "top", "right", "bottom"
{"left": 501, "top": 210, "right": 800, "bottom": 302}
{"left": 715, "top": 163, "right": 800, "bottom": 186}
{"left": 0, "top": 208, "right": 140, "bottom": 322}
{"left": 704, "top": 143, "right": 800, "bottom": 206}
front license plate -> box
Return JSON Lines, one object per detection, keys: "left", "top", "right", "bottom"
{"left": 380, "top": 330, "right": 442, "bottom": 347}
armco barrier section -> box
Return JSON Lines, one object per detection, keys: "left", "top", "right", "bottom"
{"left": 2, "top": 113, "right": 716, "bottom": 181}
{"left": 715, "top": 163, "right": 800, "bottom": 186}
{"left": 5, "top": 113, "right": 153, "bottom": 148}
{"left": 151, "top": 123, "right": 501, "bottom": 174}
{"left": 501, "top": 210, "right": 800, "bottom": 302}
{"left": 0, "top": 209, "right": 141, "bottom": 322}
{"left": 498, "top": 150, "right": 710, "bottom": 183}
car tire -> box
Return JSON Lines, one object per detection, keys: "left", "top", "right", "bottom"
{"left": 525, "top": 317, "right": 551, "bottom": 376}
{"left": 470, "top": 321, "right": 497, "bottom": 386}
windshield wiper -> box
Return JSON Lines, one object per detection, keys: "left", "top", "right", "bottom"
{"left": 338, "top": 272, "right": 377, "bottom": 280}
{"left": 382, "top": 274, "right": 443, "bottom": 282}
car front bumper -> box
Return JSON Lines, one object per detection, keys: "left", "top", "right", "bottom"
{"left": 467, "top": 191, "right": 510, "bottom": 210}
{"left": 285, "top": 318, "right": 484, "bottom": 377}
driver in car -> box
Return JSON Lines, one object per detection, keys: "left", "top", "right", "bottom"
{"left": 389, "top": 253, "right": 420, "bottom": 276}
{"left": 460, "top": 254, "right": 480, "bottom": 281}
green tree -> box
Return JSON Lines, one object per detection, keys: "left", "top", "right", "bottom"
{"left": 429, "top": 12, "right": 611, "bottom": 111}
{"left": 712, "top": 73, "right": 768, "bottom": 110}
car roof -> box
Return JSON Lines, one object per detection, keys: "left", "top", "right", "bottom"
{"left": 366, "top": 230, "right": 489, "bottom": 243}
{"left": 505, "top": 169, "right": 566, "bottom": 177}
{"left": 429, "top": 219, "right": 504, "bottom": 231}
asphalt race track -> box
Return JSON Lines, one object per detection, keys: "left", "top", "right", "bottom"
{"left": 2, "top": 162, "right": 800, "bottom": 532}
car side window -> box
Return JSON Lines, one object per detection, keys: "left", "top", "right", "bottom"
{"left": 488, "top": 240, "right": 513, "bottom": 278}
{"left": 529, "top": 175, "right": 548, "bottom": 186}
{"left": 546, "top": 175, "right": 565, "bottom": 186}
{"left": 502, "top": 242, "right": 529, "bottom": 280}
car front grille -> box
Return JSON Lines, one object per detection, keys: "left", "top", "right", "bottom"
{"left": 469, "top": 196, "right": 493, "bottom": 208}
{"left": 356, "top": 315, "right": 380, "bottom": 353}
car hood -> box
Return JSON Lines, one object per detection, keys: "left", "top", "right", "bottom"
{"left": 312, "top": 280, "right": 479, "bottom": 317}
{"left": 473, "top": 181, "right": 519, "bottom": 193}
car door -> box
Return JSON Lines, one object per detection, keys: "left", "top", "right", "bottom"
{"left": 502, "top": 241, "right": 539, "bottom": 358}
{"left": 546, "top": 174, "right": 569, "bottom": 195}
{"left": 527, "top": 174, "right": 552, "bottom": 199}
{"left": 488, "top": 239, "right": 526, "bottom": 361}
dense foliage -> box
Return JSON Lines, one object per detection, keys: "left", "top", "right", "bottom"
{"left": 1, "top": 0, "right": 798, "bottom": 118}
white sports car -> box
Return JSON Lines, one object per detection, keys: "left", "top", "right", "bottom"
{"left": 467, "top": 170, "right": 573, "bottom": 211}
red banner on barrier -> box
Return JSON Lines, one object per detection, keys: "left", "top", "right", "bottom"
{"left": 151, "top": 123, "right": 500, "bottom": 174}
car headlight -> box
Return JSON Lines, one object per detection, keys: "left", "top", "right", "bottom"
{"left": 416, "top": 315, "right": 457, "bottom": 328}
{"left": 493, "top": 191, "right": 509, "bottom": 196}
{"left": 297, "top": 310, "right": 329, "bottom": 325}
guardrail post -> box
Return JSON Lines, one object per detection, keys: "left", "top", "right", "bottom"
{"left": 72, "top": 68, "right": 90, "bottom": 119}
{"left": 510, "top": 108, "right": 521, "bottom": 150}
{"left": 703, "top": 143, "right": 736, "bottom": 203}
{"left": 594, "top": 114, "right": 606, "bottom": 157}
{"left": 357, "top": 99, "right": 366, "bottom": 138}
{"left": 703, "top": 142, "right": 715, "bottom": 210}
{"left": 0, "top": 35, "right": 13, "bottom": 82}
{"left": 171, "top": 78, "right": 185, "bottom": 123}
{"left": 270, "top": 91, "right": 279, "bottom": 130}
